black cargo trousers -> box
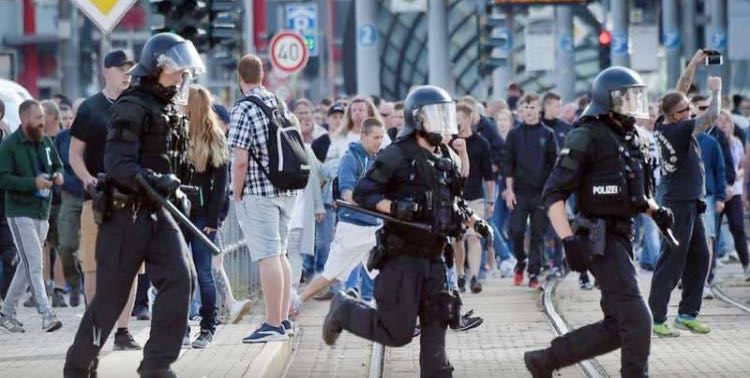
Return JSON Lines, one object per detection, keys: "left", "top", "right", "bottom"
{"left": 64, "top": 206, "right": 192, "bottom": 377}
{"left": 332, "top": 253, "right": 453, "bottom": 378}
{"left": 544, "top": 233, "right": 652, "bottom": 377}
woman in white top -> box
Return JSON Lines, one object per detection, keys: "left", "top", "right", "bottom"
{"left": 717, "top": 110, "right": 750, "bottom": 279}
{"left": 325, "top": 96, "right": 391, "bottom": 163}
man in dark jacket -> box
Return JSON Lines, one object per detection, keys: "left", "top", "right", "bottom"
{"left": 503, "top": 93, "right": 558, "bottom": 289}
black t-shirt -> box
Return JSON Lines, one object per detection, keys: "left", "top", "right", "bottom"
{"left": 654, "top": 116, "right": 705, "bottom": 201}
{"left": 70, "top": 92, "right": 114, "bottom": 180}
{"left": 461, "top": 133, "right": 493, "bottom": 201}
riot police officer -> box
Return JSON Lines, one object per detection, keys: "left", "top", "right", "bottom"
{"left": 64, "top": 33, "right": 205, "bottom": 378}
{"left": 322, "top": 86, "right": 492, "bottom": 378}
{"left": 524, "top": 67, "right": 674, "bottom": 378}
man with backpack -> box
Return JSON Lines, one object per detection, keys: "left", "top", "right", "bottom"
{"left": 229, "top": 54, "right": 309, "bottom": 343}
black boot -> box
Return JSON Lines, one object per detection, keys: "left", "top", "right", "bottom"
{"left": 137, "top": 368, "right": 177, "bottom": 378}
{"left": 322, "top": 292, "right": 348, "bottom": 345}
{"left": 524, "top": 349, "right": 555, "bottom": 378}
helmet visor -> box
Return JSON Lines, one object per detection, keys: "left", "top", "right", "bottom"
{"left": 419, "top": 102, "right": 458, "bottom": 135}
{"left": 610, "top": 86, "right": 649, "bottom": 119}
{"left": 173, "top": 71, "right": 194, "bottom": 106}
{"left": 156, "top": 41, "right": 206, "bottom": 78}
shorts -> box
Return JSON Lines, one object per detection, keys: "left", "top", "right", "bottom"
{"left": 321, "top": 222, "right": 378, "bottom": 282}
{"left": 701, "top": 194, "right": 717, "bottom": 239}
{"left": 465, "top": 199, "right": 485, "bottom": 237}
{"left": 235, "top": 195, "right": 296, "bottom": 261}
{"left": 80, "top": 201, "right": 98, "bottom": 273}
{"left": 46, "top": 204, "right": 60, "bottom": 248}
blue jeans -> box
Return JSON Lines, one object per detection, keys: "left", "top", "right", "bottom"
{"left": 187, "top": 216, "right": 217, "bottom": 332}
{"left": 305, "top": 205, "right": 336, "bottom": 279}
{"left": 344, "top": 265, "right": 374, "bottom": 301}
{"left": 636, "top": 214, "right": 661, "bottom": 270}
{"left": 491, "top": 181, "right": 512, "bottom": 261}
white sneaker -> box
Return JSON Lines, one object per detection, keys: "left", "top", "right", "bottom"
{"left": 499, "top": 259, "right": 514, "bottom": 278}
{"left": 702, "top": 285, "right": 714, "bottom": 300}
{"left": 229, "top": 299, "right": 252, "bottom": 324}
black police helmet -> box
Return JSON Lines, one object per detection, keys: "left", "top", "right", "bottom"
{"left": 129, "top": 33, "right": 190, "bottom": 78}
{"left": 400, "top": 85, "right": 453, "bottom": 138}
{"left": 583, "top": 66, "right": 645, "bottom": 117}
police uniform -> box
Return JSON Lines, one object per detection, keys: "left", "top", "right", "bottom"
{"left": 65, "top": 33, "right": 202, "bottom": 378}
{"left": 525, "top": 67, "right": 657, "bottom": 378}
{"left": 321, "top": 86, "right": 485, "bottom": 378}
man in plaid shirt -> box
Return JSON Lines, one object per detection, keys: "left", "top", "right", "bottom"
{"left": 229, "top": 54, "right": 298, "bottom": 343}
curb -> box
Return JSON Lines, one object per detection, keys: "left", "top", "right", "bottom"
{"left": 247, "top": 338, "right": 293, "bottom": 378}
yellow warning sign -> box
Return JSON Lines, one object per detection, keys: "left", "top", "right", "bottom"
{"left": 72, "top": 0, "right": 137, "bottom": 33}
{"left": 91, "top": 0, "right": 118, "bottom": 15}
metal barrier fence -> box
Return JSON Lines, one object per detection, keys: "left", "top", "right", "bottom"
{"left": 218, "top": 202, "right": 261, "bottom": 300}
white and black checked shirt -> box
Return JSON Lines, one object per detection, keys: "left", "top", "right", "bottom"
{"left": 228, "top": 86, "right": 296, "bottom": 197}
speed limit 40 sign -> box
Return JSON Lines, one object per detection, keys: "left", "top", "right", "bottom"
{"left": 270, "top": 31, "right": 309, "bottom": 75}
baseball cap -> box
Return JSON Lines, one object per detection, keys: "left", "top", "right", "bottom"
{"left": 328, "top": 103, "right": 346, "bottom": 116}
{"left": 104, "top": 50, "right": 135, "bottom": 68}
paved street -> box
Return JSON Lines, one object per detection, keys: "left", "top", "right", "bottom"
{"left": 4, "top": 260, "right": 749, "bottom": 377}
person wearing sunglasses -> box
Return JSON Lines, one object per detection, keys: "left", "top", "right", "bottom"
{"left": 649, "top": 48, "right": 722, "bottom": 338}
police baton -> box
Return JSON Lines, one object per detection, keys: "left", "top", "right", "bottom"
{"left": 659, "top": 227, "right": 680, "bottom": 249}
{"left": 335, "top": 200, "right": 432, "bottom": 232}
{"left": 135, "top": 174, "right": 223, "bottom": 256}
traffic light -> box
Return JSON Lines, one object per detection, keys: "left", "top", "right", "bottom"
{"left": 150, "top": 0, "right": 238, "bottom": 53}
{"left": 208, "top": 0, "right": 238, "bottom": 49}
{"left": 479, "top": 13, "right": 511, "bottom": 76}
{"left": 150, "top": 0, "right": 209, "bottom": 51}
{"left": 599, "top": 29, "right": 612, "bottom": 69}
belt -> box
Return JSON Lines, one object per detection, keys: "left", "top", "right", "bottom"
{"left": 602, "top": 217, "right": 634, "bottom": 240}
{"left": 384, "top": 232, "right": 445, "bottom": 260}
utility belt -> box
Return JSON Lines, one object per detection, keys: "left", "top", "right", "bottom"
{"left": 573, "top": 214, "right": 633, "bottom": 257}
{"left": 367, "top": 228, "right": 446, "bottom": 270}
{"left": 89, "top": 174, "right": 157, "bottom": 224}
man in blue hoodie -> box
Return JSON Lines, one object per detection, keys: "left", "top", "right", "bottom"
{"left": 697, "top": 131, "right": 726, "bottom": 290}
{"left": 300, "top": 118, "right": 384, "bottom": 303}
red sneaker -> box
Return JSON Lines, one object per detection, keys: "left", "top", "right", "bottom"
{"left": 529, "top": 277, "right": 541, "bottom": 290}
{"left": 513, "top": 271, "right": 524, "bottom": 286}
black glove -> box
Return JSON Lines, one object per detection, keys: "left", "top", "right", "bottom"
{"left": 146, "top": 171, "right": 181, "bottom": 197}
{"left": 562, "top": 235, "right": 590, "bottom": 273}
{"left": 390, "top": 199, "right": 420, "bottom": 221}
{"left": 474, "top": 220, "right": 494, "bottom": 243}
{"left": 174, "top": 189, "right": 191, "bottom": 216}
{"left": 652, "top": 207, "right": 674, "bottom": 231}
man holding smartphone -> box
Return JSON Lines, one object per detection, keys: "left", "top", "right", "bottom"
{"left": 0, "top": 100, "right": 65, "bottom": 333}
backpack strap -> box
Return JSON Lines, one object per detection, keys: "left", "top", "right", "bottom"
{"left": 236, "top": 94, "right": 277, "bottom": 183}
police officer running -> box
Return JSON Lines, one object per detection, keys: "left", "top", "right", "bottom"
{"left": 64, "top": 33, "right": 205, "bottom": 378}
{"left": 322, "top": 86, "right": 493, "bottom": 378}
{"left": 524, "top": 67, "right": 674, "bottom": 378}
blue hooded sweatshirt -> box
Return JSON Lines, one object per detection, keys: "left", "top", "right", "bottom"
{"left": 337, "top": 142, "right": 381, "bottom": 226}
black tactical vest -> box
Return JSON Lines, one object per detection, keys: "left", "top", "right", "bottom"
{"left": 116, "top": 86, "right": 191, "bottom": 179}
{"left": 386, "top": 140, "right": 465, "bottom": 245}
{"left": 575, "top": 117, "right": 649, "bottom": 219}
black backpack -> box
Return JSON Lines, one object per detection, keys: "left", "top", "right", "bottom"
{"left": 241, "top": 94, "right": 310, "bottom": 191}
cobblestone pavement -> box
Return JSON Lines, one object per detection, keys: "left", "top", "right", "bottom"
{"left": 555, "top": 262, "right": 750, "bottom": 377}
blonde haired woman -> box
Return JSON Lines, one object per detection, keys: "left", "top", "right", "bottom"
{"left": 184, "top": 85, "right": 231, "bottom": 348}
{"left": 325, "top": 96, "right": 390, "bottom": 162}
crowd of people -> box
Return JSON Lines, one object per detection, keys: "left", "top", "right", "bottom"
{"left": 0, "top": 40, "right": 748, "bottom": 377}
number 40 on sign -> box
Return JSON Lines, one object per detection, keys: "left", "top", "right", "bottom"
{"left": 270, "top": 31, "right": 310, "bottom": 75}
